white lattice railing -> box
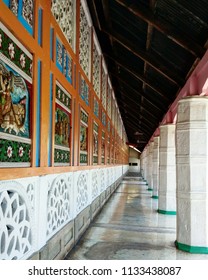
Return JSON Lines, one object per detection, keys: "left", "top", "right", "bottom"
{"left": 0, "top": 165, "right": 129, "bottom": 260}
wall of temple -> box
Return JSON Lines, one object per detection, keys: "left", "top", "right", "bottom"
{"left": 0, "top": 0, "right": 129, "bottom": 259}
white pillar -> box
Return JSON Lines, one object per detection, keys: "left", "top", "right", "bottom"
{"left": 147, "top": 141, "right": 154, "bottom": 190}
{"left": 152, "top": 136, "right": 160, "bottom": 199}
{"left": 158, "top": 124, "right": 176, "bottom": 214}
{"left": 140, "top": 153, "right": 144, "bottom": 178}
{"left": 176, "top": 96, "right": 208, "bottom": 253}
{"left": 144, "top": 146, "right": 149, "bottom": 185}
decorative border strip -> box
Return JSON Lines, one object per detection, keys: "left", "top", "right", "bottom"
{"left": 0, "top": 22, "right": 32, "bottom": 58}
{"left": 54, "top": 148, "right": 70, "bottom": 164}
{"left": 175, "top": 240, "right": 208, "bottom": 254}
{"left": 0, "top": 22, "right": 32, "bottom": 82}
{"left": 0, "top": 138, "right": 31, "bottom": 163}
{"left": 55, "top": 144, "right": 70, "bottom": 152}
{"left": 56, "top": 82, "right": 71, "bottom": 111}
{"left": 157, "top": 209, "right": 176, "bottom": 215}
{"left": 0, "top": 132, "right": 31, "bottom": 144}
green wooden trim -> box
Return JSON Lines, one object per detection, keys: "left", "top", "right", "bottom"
{"left": 152, "top": 195, "right": 158, "bottom": 199}
{"left": 175, "top": 241, "right": 208, "bottom": 254}
{"left": 157, "top": 209, "right": 176, "bottom": 215}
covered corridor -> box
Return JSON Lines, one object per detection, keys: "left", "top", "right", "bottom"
{"left": 66, "top": 173, "right": 208, "bottom": 260}
{"left": 1, "top": 0, "right": 208, "bottom": 260}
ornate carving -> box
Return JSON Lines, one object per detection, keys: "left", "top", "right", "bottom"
{"left": 47, "top": 176, "right": 71, "bottom": 237}
{"left": 101, "top": 68, "right": 107, "bottom": 109}
{"left": 51, "top": 0, "right": 75, "bottom": 49}
{"left": 79, "top": 3, "right": 90, "bottom": 78}
{"left": 76, "top": 172, "right": 88, "bottom": 213}
{"left": 92, "top": 171, "right": 99, "bottom": 200}
{"left": 100, "top": 170, "right": 105, "bottom": 192}
{"left": 0, "top": 190, "right": 32, "bottom": 260}
{"left": 92, "top": 42, "right": 100, "bottom": 97}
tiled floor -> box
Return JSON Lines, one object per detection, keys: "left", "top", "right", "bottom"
{"left": 65, "top": 174, "right": 208, "bottom": 260}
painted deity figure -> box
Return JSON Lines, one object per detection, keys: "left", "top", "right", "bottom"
{"left": 0, "top": 69, "right": 26, "bottom": 135}
{"left": 0, "top": 70, "right": 13, "bottom": 124}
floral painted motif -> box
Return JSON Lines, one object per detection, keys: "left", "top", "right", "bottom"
{"left": 7, "top": 146, "right": 13, "bottom": 158}
{"left": 8, "top": 43, "right": 15, "bottom": 59}
{"left": 18, "top": 146, "right": 24, "bottom": 157}
{"left": 54, "top": 148, "right": 70, "bottom": 164}
{"left": 0, "top": 139, "right": 31, "bottom": 163}
{"left": 0, "top": 27, "right": 33, "bottom": 78}
{"left": 20, "top": 53, "right": 25, "bottom": 68}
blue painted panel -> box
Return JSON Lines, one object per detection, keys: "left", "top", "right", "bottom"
{"left": 56, "top": 38, "right": 63, "bottom": 72}
{"left": 18, "top": 0, "right": 33, "bottom": 35}
{"left": 36, "top": 60, "right": 41, "bottom": 167}
{"left": 38, "top": 8, "right": 43, "bottom": 46}
{"left": 48, "top": 72, "right": 53, "bottom": 166}
{"left": 50, "top": 28, "right": 54, "bottom": 60}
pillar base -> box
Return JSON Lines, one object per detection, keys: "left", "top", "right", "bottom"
{"left": 152, "top": 195, "right": 158, "bottom": 199}
{"left": 175, "top": 240, "right": 208, "bottom": 254}
{"left": 157, "top": 209, "right": 176, "bottom": 215}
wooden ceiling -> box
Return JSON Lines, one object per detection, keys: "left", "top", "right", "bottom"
{"left": 86, "top": 0, "right": 208, "bottom": 151}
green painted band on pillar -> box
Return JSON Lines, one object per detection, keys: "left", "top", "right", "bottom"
{"left": 147, "top": 188, "right": 153, "bottom": 191}
{"left": 175, "top": 240, "right": 208, "bottom": 254}
{"left": 152, "top": 195, "right": 158, "bottom": 199}
{"left": 157, "top": 209, "right": 176, "bottom": 215}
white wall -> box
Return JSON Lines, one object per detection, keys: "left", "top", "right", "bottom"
{"left": 129, "top": 148, "right": 140, "bottom": 172}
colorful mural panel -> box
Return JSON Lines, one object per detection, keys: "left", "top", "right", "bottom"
{"left": 80, "top": 124, "right": 87, "bottom": 151}
{"left": 93, "top": 122, "right": 98, "bottom": 164}
{"left": 0, "top": 138, "right": 30, "bottom": 163}
{"left": 0, "top": 60, "right": 30, "bottom": 138}
{"left": 0, "top": 24, "right": 33, "bottom": 79}
{"left": 55, "top": 106, "right": 70, "bottom": 147}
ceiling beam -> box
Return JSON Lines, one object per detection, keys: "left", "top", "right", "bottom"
{"left": 125, "top": 119, "right": 152, "bottom": 138}
{"left": 118, "top": 102, "right": 158, "bottom": 127}
{"left": 100, "top": 28, "right": 184, "bottom": 86}
{"left": 110, "top": 71, "right": 167, "bottom": 112}
{"left": 115, "top": 0, "right": 205, "bottom": 58}
{"left": 118, "top": 90, "right": 160, "bottom": 121}
{"left": 104, "top": 53, "right": 171, "bottom": 102}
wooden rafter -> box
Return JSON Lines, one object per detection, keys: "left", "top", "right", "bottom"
{"left": 104, "top": 53, "right": 171, "bottom": 101}
{"left": 115, "top": 0, "right": 205, "bottom": 58}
